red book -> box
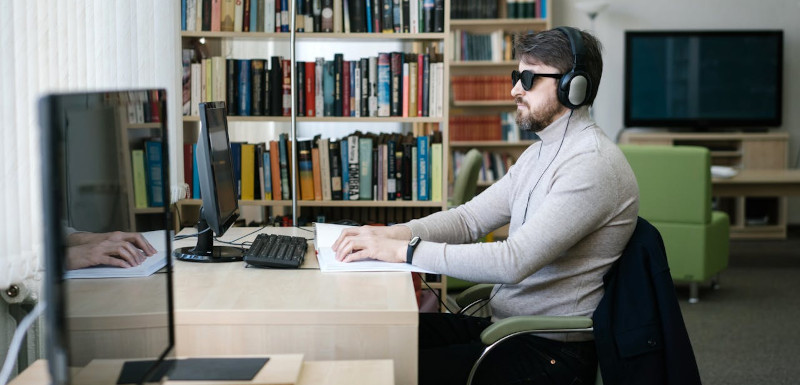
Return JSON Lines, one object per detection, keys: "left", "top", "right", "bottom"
{"left": 304, "top": 61, "right": 316, "bottom": 116}
{"left": 211, "top": 0, "right": 222, "bottom": 31}
{"left": 183, "top": 143, "right": 193, "bottom": 197}
{"left": 342, "top": 61, "right": 350, "bottom": 117}
{"left": 282, "top": 59, "right": 291, "bottom": 116}
{"left": 243, "top": 0, "right": 251, "bottom": 32}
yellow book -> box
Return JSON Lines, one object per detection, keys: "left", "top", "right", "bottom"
{"left": 131, "top": 149, "right": 148, "bottom": 208}
{"left": 241, "top": 143, "right": 255, "bottom": 201}
{"left": 431, "top": 142, "right": 443, "bottom": 202}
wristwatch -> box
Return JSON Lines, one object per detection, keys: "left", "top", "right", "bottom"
{"left": 407, "top": 236, "right": 421, "bottom": 264}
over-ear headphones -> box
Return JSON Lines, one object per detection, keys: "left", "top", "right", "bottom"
{"left": 555, "top": 26, "right": 592, "bottom": 109}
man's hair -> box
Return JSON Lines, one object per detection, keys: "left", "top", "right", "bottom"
{"left": 514, "top": 28, "right": 603, "bottom": 106}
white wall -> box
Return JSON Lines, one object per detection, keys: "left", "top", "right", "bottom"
{"left": 553, "top": 0, "right": 800, "bottom": 223}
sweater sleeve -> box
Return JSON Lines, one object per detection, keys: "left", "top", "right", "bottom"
{"left": 410, "top": 152, "right": 628, "bottom": 283}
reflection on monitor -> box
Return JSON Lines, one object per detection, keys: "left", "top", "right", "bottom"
{"left": 39, "top": 90, "right": 173, "bottom": 385}
{"left": 173, "top": 101, "right": 244, "bottom": 262}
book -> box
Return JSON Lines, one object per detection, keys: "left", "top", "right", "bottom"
{"left": 323, "top": 60, "right": 334, "bottom": 116}
{"left": 348, "top": 0, "right": 366, "bottom": 32}
{"left": 390, "top": 52, "right": 402, "bottom": 116}
{"left": 230, "top": 142, "right": 243, "bottom": 198}
{"left": 416, "top": 135, "right": 429, "bottom": 200}
{"left": 431, "top": 140, "right": 442, "bottom": 201}
{"left": 192, "top": 143, "right": 201, "bottom": 198}
{"left": 269, "top": 140, "right": 282, "bottom": 200}
{"left": 183, "top": 143, "right": 194, "bottom": 198}
{"left": 221, "top": 0, "right": 235, "bottom": 31}
{"left": 270, "top": 56, "right": 283, "bottom": 116}
{"left": 296, "top": 61, "right": 306, "bottom": 116}
{"left": 305, "top": 61, "right": 316, "bottom": 116}
{"left": 386, "top": 139, "right": 396, "bottom": 200}
{"left": 311, "top": 144, "right": 323, "bottom": 200}
{"left": 251, "top": 59, "right": 265, "bottom": 116}
{"left": 298, "top": 139, "right": 315, "bottom": 200}
{"left": 226, "top": 58, "right": 237, "bottom": 115}
{"left": 318, "top": 137, "right": 332, "bottom": 200}
{"left": 262, "top": 147, "right": 273, "bottom": 200}
{"left": 241, "top": 143, "right": 256, "bottom": 200}
{"left": 328, "top": 140, "right": 343, "bottom": 200}
{"left": 340, "top": 137, "right": 349, "bottom": 198}
{"left": 358, "top": 137, "right": 373, "bottom": 200}
{"left": 333, "top": 54, "right": 343, "bottom": 116}
{"left": 282, "top": 58, "right": 292, "bottom": 116}
{"left": 321, "top": 0, "right": 333, "bottom": 31}
{"left": 377, "top": 52, "right": 390, "bottom": 116}
{"left": 237, "top": 59, "right": 252, "bottom": 116}
{"left": 144, "top": 141, "right": 164, "bottom": 207}
{"left": 278, "top": 133, "right": 291, "bottom": 200}
{"left": 315, "top": 57, "right": 324, "bottom": 116}
{"left": 131, "top": 149, "right": 149, "bottom": 208}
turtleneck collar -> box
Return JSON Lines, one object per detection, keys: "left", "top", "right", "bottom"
{"left": 534, "top": 106, "right": 593, "bottom": 144}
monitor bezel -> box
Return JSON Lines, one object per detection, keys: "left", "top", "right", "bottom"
{"left": 623, "top": 29, "right": 784, "bottom": 129}
{"left": 39, "top": 90, "right": 175, "bottom": 385}
{"left": 197, "top": 101, "right": 239, "bottom": 236}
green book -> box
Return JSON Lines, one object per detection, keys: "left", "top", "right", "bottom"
{"left": 131, "top": 149, "right": 148, "bottom": 208}
{"left": 359, "top": 137, "right": 373, "bottom": 200}
{"left": 431, "top": 142, "right": 442, "bottom": 202}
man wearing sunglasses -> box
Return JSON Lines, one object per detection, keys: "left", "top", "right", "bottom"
{"left": 332, "top": 27, "right": 639, "bottom": 385}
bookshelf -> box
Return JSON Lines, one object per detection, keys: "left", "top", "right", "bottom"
{"left": 177, "top": 0, "right": 451, "bottom": 303}
{"left": 446, "top": 1, "right": 550, "bottom": 217}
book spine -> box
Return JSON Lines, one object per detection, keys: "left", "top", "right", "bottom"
{"left": 368, "top": 56, "right": 378, "bottom": 116}
{"left": 422, "top": 0, "right": 433, "bottom": 33}
{"left": 360, "top": 58, "right": 370, "bottom": 116}
{"left": 386, "top": 140, "right": 396, "bottom": 200}
{"left": 311, "top": 146, "right": 323, "bottom": 200}
{"left": 319, "top": 138, "right": 332, "bottom": 200}
{"left": 237, "top": 59, "right": 252, "bottom": 116}
{"left": 340, "top": 138, "right": 349, "bottom": 197}
{"left": 329, "top": 140, "right": 343, "bottom": 200}
{"left": 321, "top": 0, "right": 333, "bottom": 31}
{"left": 241, "top": 143, "right": 256, "bottom": 200}
{"left": 421, "top": 53, "right": 429, "bottom": 117}
{"left": 347, "top": 135, "right": 360, "bottom": 200}
{"left": 390, "top": 52, "right": 403, "bottom": 116}
{"left": 431, "top": 141, "right": 442, "bottom": 201}
{"left": 402, "top": 142, "right": 413, "bottom": 200}
{"left": 226, "top": 59, "right": 237, "bottom": 115}
{"left": 394, "top": 140, "right": 403, "bottom": 199}
{"left": 278, "top": 134, "right": 291, "bottom": 199}
{"left": 298, "top": 140, "right": 315, "bottom": 200}
{"left": 359, "top": 137, "right": 373, "bottom": 200}
{"left": 342, "top": 60, "right": 351, "bottom": 117}
{"left": 183, "top": 143, "right": 194, "bottom": 197}
{"left": 265, "top": 0, "right": 276, "bottom": 32}
{"left": 211, "top": 0, "right": 222, "bottom": 31}
{"left": 323, "top": 60, "right": 334, "bottom": 116}
{"left": 144, "top": 141, "right": 165, "bottom": 207}
{"left": 433, "top": 0, "right": 443, "bottom": 32}
{"left": 221, "top": 0, "right": 235, "bottom": 31}
{"left": 230, "top": 142, "right": 242, "bottom": 199}
{"left": 263, "top": 148, "right": 273, "bottom": 200}
{"left": 305, "top": 61, "right": 316, "bottom": 116}
{"left": 377, "top": 52, "right": 391, "bottom": 116}
{"left": 416, "top": 135, "right": 429, "bottom": 200}
{"left": 364, "top": 0, "right": 373, "bottom": 32}
{"left": 251, "top": 59, "right": 265, "bottom": 116}
{"left": 333, "top": 54, "right": 344, "bottom": 116}
{"left": 281, "top": 0, "right": 290, "bottom": 31}
{"left": 270, "top": 57, "right": 282, "bottom": 116}
{"left": 282, "top": 59, "right": 292, "bottom": 116}
{"left": 296, "top": 61, "right": 306, "bottom": 116}
{"left": 192, "top": 143, "right": 201, "bottom": 198}
{"left": 349, "top": 0, "right": 366, "bottom": 32}
{"left": 269, "top": 140, "right": 282, "bottom": 200}
{"left": 132, "top": 149, "right": 149, "bottom": 208}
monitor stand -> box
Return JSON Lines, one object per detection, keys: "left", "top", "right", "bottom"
{"left": 173, "top": 217, "right": 244, "bottom": 262}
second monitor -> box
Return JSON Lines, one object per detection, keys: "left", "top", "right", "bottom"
{"left": 174, "top": 101, "right": 244, "bottom": 262}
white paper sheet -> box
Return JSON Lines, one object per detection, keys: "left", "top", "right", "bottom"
{"left": 64, "top": 230, "right": 169, "bottom": 279}
{"left": 314, "top": 223, "right": 436, "bottom": 274}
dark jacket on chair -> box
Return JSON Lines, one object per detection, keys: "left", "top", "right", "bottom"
{"left": 592, "top": 217, "right": 702, "bottom": 385}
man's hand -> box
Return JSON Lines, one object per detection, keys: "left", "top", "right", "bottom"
{"left": 331, "top": 225, "right": 411, "bottom": 263}
{"left": 65, "top": 231, "right": 158, "bottom": 270}
{"left": 66, "top": 239, "right": 150, "bottom": 270}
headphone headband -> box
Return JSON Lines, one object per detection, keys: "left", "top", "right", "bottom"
{"left": 554, "top": 26, "right": 591, "bottom": 109}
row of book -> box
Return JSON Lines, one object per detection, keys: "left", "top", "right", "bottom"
{"left": 182, "top": 51, "right": 445, "bottom": 118}
{"left": 131, "top": 141, "right": 165, "bottom": 209}
{"left": 506, "top": 0, "right": 546, "bottom": 19}
{"left": 184, "top": 131, "right": 445, "bottom": 203}
{"left": 104, "top": 91, "right": 165, "bottom": 125}
{"left": 452, "top": 149, "right": 516, "bottom": 184}
{"left": 180, "top": 0, "right": 446, "bottom": 34}
{"left": 452, "top": 75, "right": 510, "bottom": 102}
{"left": 449, "top": 0, "right": 547, "bottom": 19}
{"left": 451, "top": 30, "right": 514, "bottom": 63}
{"left": 449, "top": 112, "right": 539, "bottom": 142}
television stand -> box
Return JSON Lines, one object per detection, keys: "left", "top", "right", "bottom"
{"left": 620, "top": 131, "right": 791, "bottom": 239}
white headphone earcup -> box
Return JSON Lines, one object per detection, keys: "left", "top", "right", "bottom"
{"left": 568, "top": 75, "right": 588, "bottom": 106}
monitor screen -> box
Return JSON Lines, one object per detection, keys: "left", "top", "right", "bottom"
{"left": 39, "top": 90, "right": 173, "bottom": 385}
{"left": 624, "top": 30, "right": 783, "bottom": 129}
{"left": 173, "top": 101, "right": 243, "bottom": 263}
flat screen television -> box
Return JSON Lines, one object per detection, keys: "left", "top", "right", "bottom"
{"left": 624, "top": 30, "right": 783, "bottom": 130}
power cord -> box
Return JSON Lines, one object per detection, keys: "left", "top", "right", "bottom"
{"left": 419, "top": 275, "right": 456, "bottom": 314}
{"left": 0, "top": 301, "right": 46, "bottom": 385}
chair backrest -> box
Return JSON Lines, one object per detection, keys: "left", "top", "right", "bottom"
{"left": 449, "top": 148, "right": 483, "bottom": 207}
{"left": 619, "top": 145, "right": 712, "bottom": 225}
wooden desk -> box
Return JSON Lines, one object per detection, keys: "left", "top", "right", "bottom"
{"left": 712, "top": 169, "right": 800, "bottom": 197}
{"left": 172, "top": 227, "right": 418, "bottom": 385}
{"left": 9, "top": 358, "right": 394, "bottom": 385}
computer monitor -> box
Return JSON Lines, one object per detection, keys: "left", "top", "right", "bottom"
{"left": 39, "top": 90, "right": 174, "bottom": 385}
{"left": 173, "top": 101, "right": 244, "bottom": 262}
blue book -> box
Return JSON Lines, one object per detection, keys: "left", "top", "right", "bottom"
{"left": 231, "top": 142, "right": 243, "bottom": 199}
{"left": 386, "top": 139, "right": 396, "bottom": 200}
{"left": 281, "top": 0, "right": 290, "bottom": 31}
{"left": 192, "top": 143, "right": 201, "bottom": 199}
{"left": 377, "top": 53, "right": 391, "bottom": 116}
{"left": 263, "top": 150, "right": 273, "bottom": 199}
{"left": 144, "top": 141, "right": 164, "bottom": 207}
{"left": 416, "top": 135, "right": 429, "bottom": 201}
{"left": 251, "top": 0, "right": 259, "bottom": 32}
{"left": 365, "top": 0, "right": 373, "bottom": 33}
{"left": 323, "top": 61, "right": 334, "bottom": 116}
{"left": 237, "top": 59, "right": 252, "bottom": 116}
{"left": 340, "top": 137, "right": 349, "bottom": 197}
{"left": 181, "top": 0, "right": 187, "bottom": 30}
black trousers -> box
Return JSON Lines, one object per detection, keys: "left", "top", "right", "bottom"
{"left": 419, "top": 313, "right": 597, "bottom": 385}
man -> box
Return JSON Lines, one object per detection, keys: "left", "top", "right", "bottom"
{"left": 332, "top": 27, "right": 639, "bottom": 385}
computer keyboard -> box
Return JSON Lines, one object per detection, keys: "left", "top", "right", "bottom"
{"left": 243, "top": 234, "right": 308, "bottom": 269}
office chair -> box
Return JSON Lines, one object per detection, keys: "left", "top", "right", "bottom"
{"left": 456, "top": 217, "right": 701, "bottom": 385}
{"left": 619, "top": 145, "right": 729, "bottom": 302}
{"left": 446, "top": 148, "right": 485, "bottom": 294}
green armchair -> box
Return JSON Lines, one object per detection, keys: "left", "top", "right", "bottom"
{"left": 619, "top": 145, "right": 729, "bottom": 302}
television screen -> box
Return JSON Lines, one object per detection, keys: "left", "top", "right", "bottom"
{"left": 624, "top": 30, "right": 783, "bottom": 129}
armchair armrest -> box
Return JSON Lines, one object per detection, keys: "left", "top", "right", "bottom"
{"left": 480, "top": 316, "right": 594, "bottom": 345}
{"left": 455, "top": 284, "right": 495, "bottom": 313}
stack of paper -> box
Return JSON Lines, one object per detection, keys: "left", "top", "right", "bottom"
{"left": 314, "top": 223, "right": 436, "bottom": 274}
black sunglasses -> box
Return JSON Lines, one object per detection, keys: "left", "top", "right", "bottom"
{"left": 511, "top": 70, "right": 563, "bottom": 91}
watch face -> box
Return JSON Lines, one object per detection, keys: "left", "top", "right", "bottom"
{"left": 410, "top": 236, "right": 421, "bottom": 247}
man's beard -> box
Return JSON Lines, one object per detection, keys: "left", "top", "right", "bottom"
{"left": 515, "top": 96, "right": 563, "bottom": 132}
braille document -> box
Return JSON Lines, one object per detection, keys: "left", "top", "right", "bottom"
{"left": 64, "top": 230, "right": 169, "bottom": 279}
{"left": 313, "top": 223, "right": 436, "bottom": 274}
